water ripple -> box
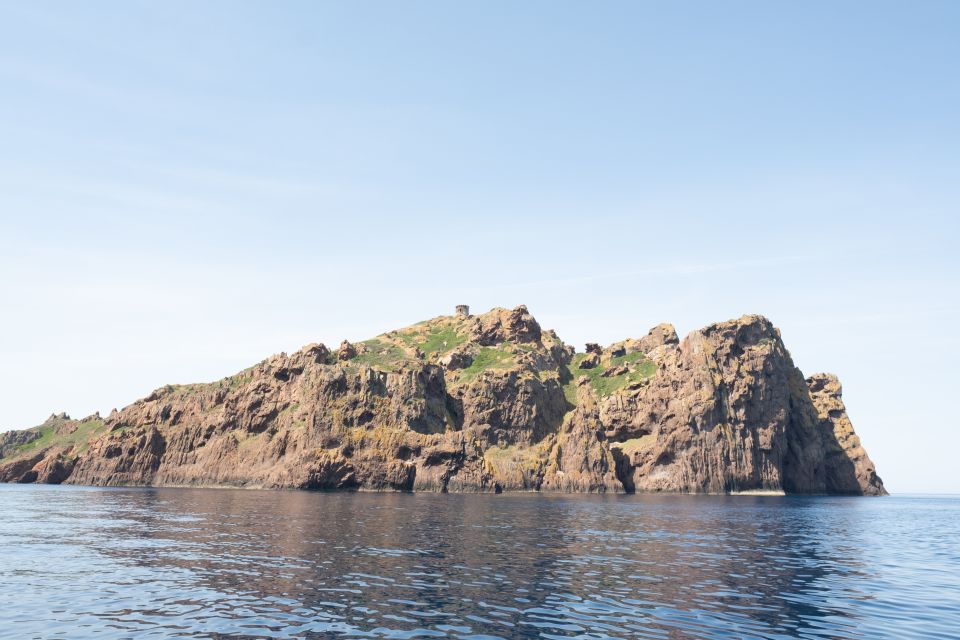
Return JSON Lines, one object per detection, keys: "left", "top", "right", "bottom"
{"left": 1, "top": 486, "right": 958, "bottom": 639}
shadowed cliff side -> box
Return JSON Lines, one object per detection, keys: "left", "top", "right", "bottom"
{"left": 806, "top": 373, "right": 886, "bottom": 495}
{"left": 0, "top": 306, "right": 885, "bottom": 495}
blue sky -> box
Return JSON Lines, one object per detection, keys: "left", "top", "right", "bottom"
{"left": 0, "top": 1, "right": 957, "bottom": 492}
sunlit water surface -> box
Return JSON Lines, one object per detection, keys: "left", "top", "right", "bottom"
{"left": 1, "top": 485, "right": 958, "bottom": 639}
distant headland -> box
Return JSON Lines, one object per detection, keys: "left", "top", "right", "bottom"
{"left": 0, "top": 305, "right": 885, "bottom": 495}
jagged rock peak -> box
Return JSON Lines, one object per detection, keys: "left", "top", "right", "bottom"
{"left": 469, "top": 305, "right": 542, "bottom": 345}
{"left": 807, "top": 372, "right": 842, "bottom": 395}
{"left": 700, "top": 313, "right": 781, "bottom": 343}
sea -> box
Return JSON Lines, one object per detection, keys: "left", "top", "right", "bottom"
{"left": 1, "top": 485, "right": 958, "bottom": 639}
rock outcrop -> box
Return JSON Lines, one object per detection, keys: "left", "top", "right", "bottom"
{"left": 0, "top": 306, "right": 886, "bottom": 495}
{"left": 806, "top": 373, "right": 886, "bottom": 495}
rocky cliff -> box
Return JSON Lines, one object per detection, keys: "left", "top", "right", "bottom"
{"left": 0, "top": 306, "right": 886, "bottom": 495}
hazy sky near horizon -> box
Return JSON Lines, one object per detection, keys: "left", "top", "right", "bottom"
{"left": 0, "top": 1, "right": 957, "bottom": 492}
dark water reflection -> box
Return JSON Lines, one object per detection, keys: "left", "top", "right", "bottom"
{"left": 1, "top": 486, "right": 958, "bottom": 639}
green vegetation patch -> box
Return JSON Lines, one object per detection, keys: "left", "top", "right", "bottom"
{"left": 392, "top": 319, "right": 468, "bottom": 357}
{"left": 224, "top": 372, "right": 253, "bottom": 389}
{"left": 11, "top": 417, "right": 108, "bottom": 458}
{"left": 12, "top": 423, "right": 57, "bottom": 455}
{"left": 353, "top": 338, "right": 415, "bottom": 371}
{"left": 458, "top": 347, "right": 515, "bottom": 382}
{"left": 416, "top": 325, "right": 467, "bottom": 356}
{"left": 69, "top": 418, "right": 110, "bottom": 454}
{"left": 560, "top": 363, "right": 579, "bottom": 405}
{"left": 168, "top": 383, "right": 207, "bottom": 397}
{"left": 561, "top": 351, "right": 658, "bottom": 400}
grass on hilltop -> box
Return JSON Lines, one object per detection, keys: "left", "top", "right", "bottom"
{"left": 9, "top": 417, "right": 109, "bottom": 459}
{"left": 416, "top": 326, "right": 467, "bottom": 355}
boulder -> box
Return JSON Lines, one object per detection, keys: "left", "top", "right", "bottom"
{"left": 337, "top": 340, "right": 357, "bottom": 361}
{"left": 578, "top": 353, "right": 600, "bottom": 369}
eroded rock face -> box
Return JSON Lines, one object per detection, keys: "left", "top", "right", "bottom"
{"left": 0, "top": 428, "right": 42, "bottom": 459}
{"left": 0, "top": 306, "right": 885, "bottom": 495}
{"left": 606, "top": 316, "right": 834, "bottom": 494}
{"left": 806, "top": 373, "right": 887, "bottom": 496}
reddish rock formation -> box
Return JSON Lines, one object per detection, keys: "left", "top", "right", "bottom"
{"left": 0, "top": 306, "right": 885, "bottom": 495}
{"left": 337, "top": 340, "right": 357, "bottom": 361}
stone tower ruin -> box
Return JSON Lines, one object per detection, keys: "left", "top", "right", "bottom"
{"left": 455, "top": 304, "right": 470, "bottom": 317}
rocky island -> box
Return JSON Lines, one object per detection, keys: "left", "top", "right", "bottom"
{"left": 0, "top": 306, "right": 885, "bottom": 495}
